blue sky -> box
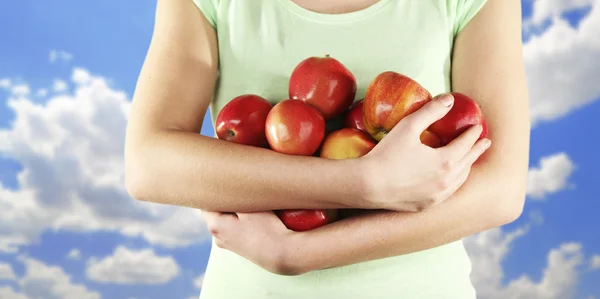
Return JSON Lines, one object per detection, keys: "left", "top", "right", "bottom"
{"left": 1, "top": 0, "right": 599, "bottom": 298}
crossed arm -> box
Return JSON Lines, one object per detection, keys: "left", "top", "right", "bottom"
{"left": 280, "top": 0, "right": 530, "bottom": 273}
{"left": 126, "top": 0, "right": 529, "bottom": 275}
{"left": 201, "top": 0, "right": 530, "bottom": 275}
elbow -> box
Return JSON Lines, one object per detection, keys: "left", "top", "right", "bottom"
{"left": 498, "top": 192, "right": 526, "bottom": 226}
{"left": 493, "top": 182, "right": 527, "bottom": 226}
{"left": 267, "top": 237, "right": 312, "bottom": 276}
{"left": 268, "top": 258, "right": 307, "bottom": 277}
{"left": 124, "top": 162, "right": 152, "bottom": 203}
{"left": 268, "top": 251, "right": 310, "bottom": 277}
{"left": 124, "top": 145, "right": 156, "bottom": 203}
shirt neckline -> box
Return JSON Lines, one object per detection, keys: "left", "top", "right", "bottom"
{"left": 276, "top": 0, "right": 394, "bottom": 23}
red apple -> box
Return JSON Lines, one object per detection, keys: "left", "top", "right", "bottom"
{"left": 363, "top": 71, "right": 432, "bottom": 141}
{"left": 289, "top": 55, "right": 357, "bottom": 120}
{"left": 343, "top": 99, "right": 366, "bottom": 132}
{"left": 276, "top": 209, "right": 339, "bottom": 232}
{"left": 215, "top": 94, "right": 272, "bottom": 147}
{"left": 428, "top": 92, "right": 488, "bottom": 146}
{"left": 265, "top": 99, "right": 326, "bottom": 156}
{"left": 320, "top": 128, "right": 376, "bottom": 160}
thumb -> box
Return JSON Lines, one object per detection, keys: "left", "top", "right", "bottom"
{"left": 397, "top": 93, "right": 454, "bottom": 137}
{"left": 238, "top": 211, "right": 279, "bottom": 221}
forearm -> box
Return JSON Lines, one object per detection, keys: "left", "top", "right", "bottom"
{"left": 125, "top": 0, "right": 368, "bottom": 213}
{"left": 125, "top": 130, "right": 366, "bottom": 212}
{"left": 290, "top": 163, "right": 525, "bottom": 272}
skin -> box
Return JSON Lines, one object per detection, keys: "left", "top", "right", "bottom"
{"left": 125, "top": 0, "right": 487, "bottom": 213}
{"left": 203, "top": 0, "right": 530, "bottom": 276}
{"left": 126, "top": 0, "right": 529, "bottom": 276}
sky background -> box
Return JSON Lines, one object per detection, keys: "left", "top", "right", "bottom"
{"left": 0, "top": 0, "right": 599, "bottom": 298}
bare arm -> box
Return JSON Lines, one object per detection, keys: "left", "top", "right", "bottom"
{"left": 284, "top": 0, "right": 530, "bottom": 273}
{"left": 124, "top": 0, "right": 365, "bottom": 212}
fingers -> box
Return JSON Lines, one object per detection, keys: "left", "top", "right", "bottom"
{"left": 428, "top": 137, "right": 490, "bottom": 208}
{"left": 238, "top": 211, "right": 289, "bottom": 229}
{"left": 438, "top": 124, "right": 485, "bottom": 162}
{"left": 237, "top": 211, "right": 277, "bottom": 219}
{"left": 441, "top": 167, "right": 473, "bottom": 201}
{"left": 398, "top": 93, "right": 454, "bottom": 137}
{"left": 454, "top": 138, "right": 491, "bottom": 173}
{"left": 203, "top": 210, "right": 238, "bottom": 237}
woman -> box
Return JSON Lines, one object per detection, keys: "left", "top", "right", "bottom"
{"left": 124, "top": 0, "right": 530, "bottom": 298}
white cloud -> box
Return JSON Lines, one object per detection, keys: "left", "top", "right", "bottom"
{"left": 11, "top": 85, "right": 30, "bottom": 96}
{"left": 86, "top": 246, "right": 179, "bottom": 284}
{"left": 503, "top": 243, "right": 584, "bottom": 299}
{"left": 18, "top": 256, "right": 100, "bottom": 299}
{"left": 530, "top": 0, "right": 594, "bottom": 25}
{"left": 527, "top": 153, "right": 575, "bottom": 199}
{"left": 466, "top": 227, "right": 586, "bottom": 299}
{"left": 193, "top": 274, "right": 204, "bottom": 289}
{"left": 466, "top": 226, "right": 529, "bottom": 295}
{"left": 66, "top": 248, "right": 81, "bottom": 261}
{"left": 72, "top": 68, "right": 91, "bottom": 85}
{"left": 53, "top": 79, "right": 68, "bottom": 92}
{"left": 590, "top": 255, "right": 600, "bottom": 269}
{"left": 0, "top": 79, "right": 10, "bottom": 89}
{"left": 36, "top": 89, "right": 48, "bottom": 97}
{"left": 0, "top": 286, "right": 28, "bottom": 299}
{"left": 0, "top": 262, "right": 17, "bottom": 280}
{"left": 49, "top": 50, "right": 73, "bottom": 64}
{"left": 525, "top": 0, "right": 600, "bottom": 125}
{"left": 0, "top": 67, "right": 210, "bottom": 253}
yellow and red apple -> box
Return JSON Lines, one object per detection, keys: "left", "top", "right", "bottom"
{"left": 320, "top": 128, "right": 376, "bottom": 160}
{"left": 265, "top": 99, "right": 326, "bottom": 156}
{"left": 363, "top": 72, "right": 488, "bottom": 148}
{"left": 363, "top": 71, "right": 433, "bottom": 141}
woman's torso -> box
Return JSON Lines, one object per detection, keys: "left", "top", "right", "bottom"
{"left": 193, "top": 0, "right": 487, "bottom": 297}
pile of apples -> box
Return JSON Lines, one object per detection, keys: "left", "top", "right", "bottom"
{"left": 215, "top": 55, "right": 488, "bottom": 232}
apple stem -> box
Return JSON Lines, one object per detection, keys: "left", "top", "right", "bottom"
{"left": 325, "top": 54, "right": 330, "bottom": 58}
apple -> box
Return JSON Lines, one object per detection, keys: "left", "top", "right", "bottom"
{"left": 320, "top": 128, "right": 376, "bottom": 160}
{"left": 276, "top": 209, "right": 339, "bottom": 232}
{"left": 308, "top": 128, "right": 376, "bottom": 225}
{"left": 343, "top": 99, "right": 366, "bottom": 132}
{"left": 215, "top": 94, "right": 273, "bottom": 147}
{"left": 265, "top": 99, "right": 326, "bottom": 156}
{"left": 363, "top": 71, "right": 433, "bottom": 141}
{"left": 428, "top": 92, "right": 488, "bottom": 146}
{"left": 289, "top": 55, "right": 357, "bottom": 120}
{"left": 420, "top": 130, "right": 442, "bottom": 148}
{"left": 265, "top": 100, "right": 328, "bottom": 230}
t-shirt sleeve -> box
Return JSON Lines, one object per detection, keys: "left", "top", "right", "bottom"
{"left": 454, "top": 0, "right": 488, "bottom": 36}
{"left": 192, "top": 0, "right": 219, "bottom": 28}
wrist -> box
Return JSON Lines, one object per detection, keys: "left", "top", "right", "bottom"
{"left": 352, "top": 156, "right": 378, "bottom": 209}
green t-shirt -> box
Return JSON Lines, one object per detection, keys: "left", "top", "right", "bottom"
{"left": 193, "top": 0, "right": 487, "bottom": 298}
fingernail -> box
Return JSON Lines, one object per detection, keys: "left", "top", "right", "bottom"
{"left": 437, "top": 94, "right": 454, "bottom": 107}
{"left": 484, "top": 139, "right": 492, "bottom": 148}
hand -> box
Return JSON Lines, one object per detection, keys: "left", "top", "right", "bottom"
{"left": 359, "top": 93, "right": 492, "bottom": 212}
{"left": 202, "top": 210, "right": 305, "bottom": 275}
